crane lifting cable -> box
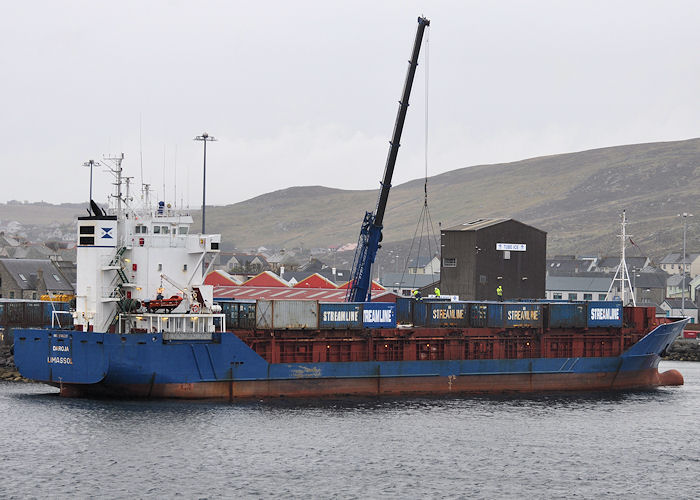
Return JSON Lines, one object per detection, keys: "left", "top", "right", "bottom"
{"left": 400, "top": 26, "right": 440, "bottom": 295}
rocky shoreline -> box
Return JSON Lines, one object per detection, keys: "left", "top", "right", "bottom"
{"left": 0, "top": 345, "right": 25, "bottom": 382}
{"left": 664, "top": 339, "right": 700, "bottom": 362}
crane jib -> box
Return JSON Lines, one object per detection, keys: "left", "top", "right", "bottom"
{"left": 347, "top": 16, "right": 430, "bottom": 303}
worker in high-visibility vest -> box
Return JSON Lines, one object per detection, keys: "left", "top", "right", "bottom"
{"left": 434, "top": 287, "right": 441, "bottom": 297}
{"left": 496, "top": 285, "right": 503, "bottom": 302}
{"left": 412, "top": 289, "right": 422, "bottom": 300}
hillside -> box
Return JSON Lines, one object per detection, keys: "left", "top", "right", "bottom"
{"left": 3, "top": 138, "right": 700, "bottom": 259}
{"left": 204, "top": 138, "right": 700, "bottom": 258}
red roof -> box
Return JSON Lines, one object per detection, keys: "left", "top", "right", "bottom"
{"left": 293, "top": 273, "right": 338, "bottom": 289}
{"left": 213, "top": 286, "right": 396, "bottom": 303}
{"left": 337, "top": 280, "right": 386, "bottom": 291}
{"left": 241, "top": 271, "right": 290, "bottom": 288}
{"left": 204, "top": 270, "right": 241, "bottom": 286}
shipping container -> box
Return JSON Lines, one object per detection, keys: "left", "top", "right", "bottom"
{"left": 587, "top": 301, "right": 623, "bottom": 328}
{"left": 469, "top": 304, "right": 488, "bottom": 328}
{"left": 504, "top": 303, "right": 543, "bottom": 328}
{"left": 319, "top": 302, "right": 363, "bottom": 329}
{"left": 548, "top": 302, "right": 587, "bottom": 329}
{"left": 255, "top": 300, "right": 273, "bottom": 329}
{"left": 486, "top": 303, "right": 504, "bottom": 328}
{"left": 217, "top": 300, "right": 256, "bottom": 329}
{"left": 256, "top": 300, "right": 315, "bottom": 330}
{"left": 363, "top": 303, "right": 396, "bottom": 328}
{"left": 425, "top": 302, "right": 469, "bottom": 328}
{"left": 255, "top": 300, "right": 318, "bottom": 329}
{"left": 395, "top": 297, "right": 414, "bottom": 324}
{"left": 413, "top": 300, "right": 428, "bottom": 326}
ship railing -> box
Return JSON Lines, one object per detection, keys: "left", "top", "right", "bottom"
{"left": 118, "top": 312, "right": 226, "bottom": 335}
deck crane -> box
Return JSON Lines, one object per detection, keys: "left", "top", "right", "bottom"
{"left": 347, "top": 16, "right": 430, "bottom": 302}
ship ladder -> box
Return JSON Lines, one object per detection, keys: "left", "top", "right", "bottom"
{"left": 106, "top": 246, "right": 130, "bottom": 331}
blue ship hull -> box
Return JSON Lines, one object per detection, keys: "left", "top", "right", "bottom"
{"left": 13, "top": 319, "right": 688, "bottom": 399}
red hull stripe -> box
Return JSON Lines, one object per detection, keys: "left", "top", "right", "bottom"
{"left": 59, "top": 368, "right": 676, "bottom": 400}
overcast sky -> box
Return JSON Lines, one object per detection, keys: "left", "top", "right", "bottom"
{"left": 1, "top": 1, "right": 698, "bottom": 207}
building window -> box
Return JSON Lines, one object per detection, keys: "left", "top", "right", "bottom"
{"left": 598, "top": 294, "right": 607, "bottom": 300}
{"left": 158, "top": 264, "right": 162, "bottom": 271}
{"left": 568, "top": 293, "right": 577, "bottom": 301}
{"left": 9, "top": 291, "right": 14, "bottom": 299}
{"left": 553, "top": 293, "right": 562, "bottom": 300}
{"left": 583, "top": 293, "right": 593, "bottom": 301}
{"left": 18, "top": 273, "right": 27, "bottom": 281}
{"left": 32, "top": 292, "right": 37, "bottom": 299}
{"left": 503, "top": 250, "right": 511, "bottom": 260}
{"left": 479, "top": 275, "right": 487, "bottom": 284}
{"left": 443, "top": 258, "right": 456, "bottom": 268}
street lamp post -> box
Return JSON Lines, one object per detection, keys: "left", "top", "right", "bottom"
{"left": 679, "top": 213, "right": 693, "bottom": 316}
{"left": 83, "top": 159, "right": 99, "bottom": 201}
{"left": 194, "top": 132, "right": 217, "bottom": 234}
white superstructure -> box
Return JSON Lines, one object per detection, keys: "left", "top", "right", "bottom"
{"left": 74, "top": 154, "right": 223, "bottom": 334}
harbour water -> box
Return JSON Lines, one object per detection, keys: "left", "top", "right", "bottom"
{"left": 1, "top": 360, "right": 698, "bottom": 499}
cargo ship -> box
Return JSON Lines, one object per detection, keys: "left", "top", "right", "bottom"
{"left": 11, "top": 17, "right": 689, "bottom": 398}
{"left": 12, "top": 156, "right": 688, "bottom": 398}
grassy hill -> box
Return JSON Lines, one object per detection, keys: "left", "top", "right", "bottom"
{"left": 3, "top": 138, "right": 700, "bottom": 260}
{"left": 204, "top": 138, "right": 700, "bottom": 259}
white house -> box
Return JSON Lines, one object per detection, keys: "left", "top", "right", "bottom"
{"left": 659, "top": 298, "right": 698, "bottom": 324}
{"left": 545, "top": 276, "right": 612, "bottom": 301}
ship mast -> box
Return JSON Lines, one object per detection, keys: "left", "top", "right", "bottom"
{"left": 606, "top": 210, "right": 636, "bottom": 305}
{"left": 103, "top": 153, "right": 126, "bottom": 218}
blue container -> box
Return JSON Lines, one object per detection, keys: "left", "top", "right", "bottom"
{"left": 469, "top": 304, "right": 488, "bottom": 328}
{"left": 548, "top": 302, "right": 587, "bottom": 328}
{"left": 413, "top": 300, "right": 428, "bottom": 326}
{"left": 487, "top": 303, "right": 504, "bottom": 328}
{"left": 504, "top": 303, "right": 543, "bottom": 328}
{"left": 362, "top": 303, "right": 396, "bottom": 328}
{"left": 319, "top": 302, "right": 362, "bottom": 329}
{"left": 587, "top": 301, "right": 623, "bottom": 328}
{"left": 395, "top": 297, "right": 414, "bottom": 324}
{"left": 426, "top": 302, "right": 469, "bottom": 327}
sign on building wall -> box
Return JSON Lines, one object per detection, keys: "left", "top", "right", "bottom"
{"left": 496, "top": 243, "right": 527, "bottom": 251}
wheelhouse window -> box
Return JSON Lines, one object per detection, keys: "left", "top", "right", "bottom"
{"left": 178, "top": 226, "right": 188, "bottom": 235}
{"left": 553, "top": 293, "right": 563, "bottom": 300}
{"left": 568, "top": 293, "right": 578, "bottom": 301}
{"left": 153, "top": 226, "right": 161, "bottom": 234}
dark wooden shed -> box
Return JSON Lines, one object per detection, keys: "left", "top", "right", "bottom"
{"left": 439, "top": 218, "right": 546, "bottom": 301}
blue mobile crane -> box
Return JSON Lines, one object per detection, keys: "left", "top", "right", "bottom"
{"left": 346, "top": 16, "right": 431, "bottom": 302}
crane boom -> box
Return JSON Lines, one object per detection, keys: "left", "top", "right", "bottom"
{"left": 347, "top": 16, "right": 430, "bottom": 302}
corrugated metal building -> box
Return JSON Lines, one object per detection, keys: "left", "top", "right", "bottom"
{"left": 213, "top": 286, "right": 397, "bottom": 302}
{"left": 440, "top": 218, "right": 546, "bottom": 301}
